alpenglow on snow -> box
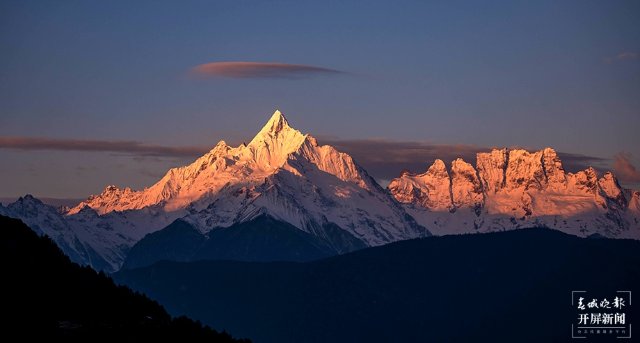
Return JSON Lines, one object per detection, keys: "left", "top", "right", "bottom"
{"left": 2, "top": 111, "right": 427, "bottom": 271}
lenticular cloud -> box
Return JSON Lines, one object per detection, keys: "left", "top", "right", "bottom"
{"left": 190, "top": 61, "right": 343, "bottom": 79}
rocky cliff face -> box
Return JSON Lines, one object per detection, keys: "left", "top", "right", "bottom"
{"left": 388, "top": 148, "right": 640, "bottom": 238}
{"left": 387, "top": 159, "right": 453, "bottom": 212}
{"left": 450, "top": 158, "right": 483, "bottom": 212}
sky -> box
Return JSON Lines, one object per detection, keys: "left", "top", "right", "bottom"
{"left": 1, "top": 0, "right": 639, "bottom": 199}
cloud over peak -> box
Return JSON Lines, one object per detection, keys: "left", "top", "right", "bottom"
{"left": 190, "top": 61, "right": 344, "bottom": 79}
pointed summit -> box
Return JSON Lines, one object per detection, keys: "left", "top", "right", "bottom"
{"left": 249, "top": 110, "right": 301, "bottom": 147}
{"left": 258, "top": 110, "right": 290, "bottom": 136}
{"left": 247, "top": 110, "right": 308, "bottom": 168}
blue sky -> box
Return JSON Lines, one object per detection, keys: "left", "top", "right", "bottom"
{"left": 1, "top": 0, "right": 639, "bottom": 198}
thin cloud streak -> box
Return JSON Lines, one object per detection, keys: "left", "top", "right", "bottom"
{"left": 0, "top": 136, "right": 208, "bottom": 157}
{"left": 604, "top": 51, "right": 639, "bottom": 64}
{"left": 190, "top": 61, "right": 344, "bottom": 79}
{"left": 616, "top": 52, "right": 639, "bottom": 61}
{"left": 320, "top": 138, "right": 482, "bottom": 179}
{"left": 557, "top": 152, "right": 609, "bottom": 174}
{"left": 1, "top": 136, "right": 609, "bottom": 181}
{"left": 318, "top": 138, "right": 608, "bottom": 180}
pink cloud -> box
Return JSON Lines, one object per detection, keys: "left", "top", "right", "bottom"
{"left": 0, "top": 136, "right": 208, "bottom": 157}
{"left": 613, "top": 153, "right": 640, "bottom": 183}
{"left": 604, "top": 51, "right": 639, "bottom": 64}
{"left": 616, "top": 52, "right": 639, "bottom": 61}
{"left": 190, "top": 61, "right": 343, "bottom": 79}
{"left": 0, "top": 136, "right": 609, "bottom": 182}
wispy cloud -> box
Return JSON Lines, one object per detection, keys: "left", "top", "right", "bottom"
{"left": 189, "top": 61, "right": 344, "bottom": 79}
{"left": 555, "top": 152, "right": 609, "bottom": 174}
{"left": 318, "top": 138, "right": 608, "bottom": 180}
{"left": 1, "top": 136, "right": 609, "bottom": 182}
{"left": 604, "top": 51, "right": 639, "bottom": 64}
{"left": 319, "top": 138, "right": 482, "bottom": 179}
{"left": 0, "top": 136, "right": 208, "bottom": 157}
{"left": 613, "top": 153, "right": 640, "bottom": 184}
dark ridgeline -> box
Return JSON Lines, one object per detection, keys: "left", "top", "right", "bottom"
{"left": 0, "top": 215, "right": 249, "bottom": 342}
{"left": 3, "top": 210, "right": 639, "bottom": 343}
{"left": 123, "top": 215, "right": 366, "bottom": 270}
{"left": 117, "top": 228, "right": 640, "bottom": 343}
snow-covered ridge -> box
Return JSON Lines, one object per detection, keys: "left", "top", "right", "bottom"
{"left": 4, "top": 110, "right": 425, "bottom": 271}
{"left": 68, "top": 111, "right": 369, "bottom": 216}
{"left": 5, "top": 111, "right": 638, "bottom": 272}
{"left": 388, "top": 148, "right": 640, "bottom": 238}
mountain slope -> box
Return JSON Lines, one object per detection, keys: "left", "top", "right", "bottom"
{"left": 388, "top": 148, "right": 640, "bottom": 238}
{"left": 115, "top": 228, "right": 640, "bottom": 343}
{"left": 0, "top": 195, "right": 119, "bottom": 271}
{"left": 2, "top": 110, "right": 426, "bottom": 271}
{"left": 70, "top": 110, "right": 425, "bottom": 246}
{"left": 0, "top": 195, "right": 175, "bottom": 272}
{"left": 0, "top": 215, "right": 248, "bottom": 342}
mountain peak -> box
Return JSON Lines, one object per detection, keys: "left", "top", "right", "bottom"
{"left": 388, "top": 146, "right": 640, "bottom": 239}
{"left": 258, "top": 110, "right": 290, "bottom": 136}
{"left": 429, "top": 159, "right": 447, "bottom": 172}
{"left": 17, "top": 194, "right": 43, "bottom": 205}
{"left": 245, "top": 110, "right": 308, "bottom": 168}
{"left": 248, "top": 110, "right": 302, "bottom": 147}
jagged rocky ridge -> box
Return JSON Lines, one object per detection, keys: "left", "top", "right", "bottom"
{"left": 388, "top": 148, "right": 640, "bottom": 238}
{"left": 1, "top": 111, "right": 426, "bottom": 272}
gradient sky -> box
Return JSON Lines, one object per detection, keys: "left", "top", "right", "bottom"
{"left": 1, "top": 0, "right": 639, "bottom": 199}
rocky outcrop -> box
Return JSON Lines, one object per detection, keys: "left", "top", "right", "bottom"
{"left": 389, "top": 148, "right": 640, "bottom": 239}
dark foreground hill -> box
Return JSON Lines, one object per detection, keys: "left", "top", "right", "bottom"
{"left": 116, "top": 228, "right": 640, "bottom": 343}
{"left": 0, "top": 215, "right": 249, "bottom": 342}
{"left": 123, "top": 215, "right": 366, "bottom": 270}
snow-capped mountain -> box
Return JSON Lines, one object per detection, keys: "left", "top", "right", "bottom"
{"left": 0, "top": 195, "right": 94, "bottom": 266}
{"left": 388, "top": 147, "right": 640, "bottom": 238}
{"left": 6, "top": 111, "right": 637, "bottom": 272}
{"left": 72, "top": 110, "right": 425, "bottom": 243}
{"left": 0, "top": 194, "right": 175, "bottom": 271}
{"left": 3, "top": 111, "right": 426, "bottom": 271}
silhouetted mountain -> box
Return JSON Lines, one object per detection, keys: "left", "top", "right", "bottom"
{"left": 123, "top": 215, "right": 366, "bottom": 269}
{"left": 116, "top": 228, "right": 640, "bottom": 343}
{"left": 0, "top": 215, "right": 249, "bottom": 342}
